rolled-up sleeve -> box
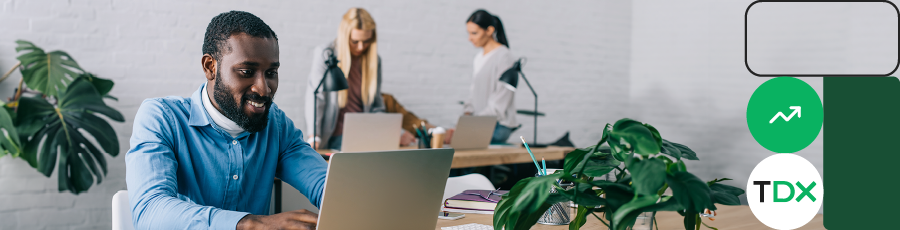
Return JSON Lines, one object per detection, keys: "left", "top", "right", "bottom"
{"left": 125, "top": 99, "right": 248, "bottom": 230}
{"left": 276, "top": 114, "right": 328, "bottom": 208}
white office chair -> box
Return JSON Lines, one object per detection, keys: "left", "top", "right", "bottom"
{"left": 112, "top": 190, "right": 134, "bottom": 230}
{"left": 442, "top": 173, "right": 495, "bottom": 202}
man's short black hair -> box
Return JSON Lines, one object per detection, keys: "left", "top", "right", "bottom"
{"left": 203, "top": 11, "right": 278, "bottom": 61}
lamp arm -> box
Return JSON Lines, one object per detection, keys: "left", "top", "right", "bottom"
{"left": 312, "top": 71, "right": 329, "bottom": 150}
{"left": 519, "top": 72, "right": 537, "bottom": 98}
{"left": 519, "top": 72, "right": 538, "bottom": 144}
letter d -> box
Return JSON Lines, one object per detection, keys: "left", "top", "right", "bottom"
{"left": 773, "top": 181, "right": 795, "bottom": 202}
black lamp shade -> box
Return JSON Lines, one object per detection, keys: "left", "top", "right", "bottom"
{"left": 323, "top": 66, "right": 348, "bottom": 92}
{"left": 499, "top": 60, "right": 521, "bottom": 88}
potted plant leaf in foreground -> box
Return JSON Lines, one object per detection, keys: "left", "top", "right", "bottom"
{"left": 494, "top": 118, "right": 744, "bottom": 230}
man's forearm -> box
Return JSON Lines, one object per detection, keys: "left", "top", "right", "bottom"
{"left": 236, "top": 215, "right": 262, "bottom": 230}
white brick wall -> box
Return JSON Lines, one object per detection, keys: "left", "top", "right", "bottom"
{"left": 5, "top": 0, "right": 870, "bottom": 227}
{"left": 0, "top": 0, "right": 631, "bottom": 229}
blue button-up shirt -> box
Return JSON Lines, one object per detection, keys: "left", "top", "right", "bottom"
{"left": 125, "top": 83, "right": 327, "bottom": 230}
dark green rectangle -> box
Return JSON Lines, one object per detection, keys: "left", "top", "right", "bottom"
{"left": 824, "top": 77, "right": 900, "bottom": 229}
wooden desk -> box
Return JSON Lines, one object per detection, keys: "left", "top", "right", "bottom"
{"left": 316, "top": 146, "right": 576, "bottom": 169}
{"left": 275, "top": 146, "right": 575, "bottom": 213}
{"left": 435, "top": 205, "right": 825, "bottom": 229}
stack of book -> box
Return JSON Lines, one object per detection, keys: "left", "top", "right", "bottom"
{"left": 442, "top": 189, "right": 508, "bottom": 214}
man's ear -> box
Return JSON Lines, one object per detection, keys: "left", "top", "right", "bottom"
{"left": 202, "top": 54, "right": 217, "bottom": 81}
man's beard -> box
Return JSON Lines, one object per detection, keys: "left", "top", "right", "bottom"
{"left": 213, "top": 73, "right": 273, "bottom": 133}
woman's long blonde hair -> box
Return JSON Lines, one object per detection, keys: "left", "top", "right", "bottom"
{"left": 336, "top": 8, "right": 378, "bottom": 108}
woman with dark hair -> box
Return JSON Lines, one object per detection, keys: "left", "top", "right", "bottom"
{"left": 463, "top": 9, "right": 517, "bottom": 144}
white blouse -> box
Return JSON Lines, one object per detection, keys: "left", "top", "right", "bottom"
{"left": 463, "top": 46, "right": 518, "bottom": 128}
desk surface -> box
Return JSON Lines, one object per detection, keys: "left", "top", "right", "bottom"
{"left": 317, "top": 146, "right": 575, "bottom": 169}
{"left": 435, "top": 205, "right": 825, "bottom": 229}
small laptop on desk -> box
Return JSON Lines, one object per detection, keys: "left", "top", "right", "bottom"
{"left": 448, "top": 116, "right": 497, "bottom": 150}
{"left": 316, "top": 149, "right": 455, "bottom": 230}
{"left": 340, "top": 113, "right": 403, "bottom": 153}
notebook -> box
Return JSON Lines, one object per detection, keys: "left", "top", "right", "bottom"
{"left": 443, "top": 190, "right": 509, "bottom": 211}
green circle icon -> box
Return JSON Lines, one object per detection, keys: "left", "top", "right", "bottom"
{"left": 747, "top": 77, "right": 823, "bottom": 153}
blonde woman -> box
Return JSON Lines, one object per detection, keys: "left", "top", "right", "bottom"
{"left": 306, "top": 8, "right": 385, "bottom": 150}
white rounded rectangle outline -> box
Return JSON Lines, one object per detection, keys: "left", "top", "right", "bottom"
{"left": 745, "top": 1, "right": 899, "bottom": 77}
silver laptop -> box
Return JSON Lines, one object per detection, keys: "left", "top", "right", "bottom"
{"left": 449, "top": 116, "right": 498, "bottom": 150}
{"left": 316, "top": 149, "right": 455, "bottom": 230}
{"left": 341, "top": 113, "right": 403, "bottom": 153}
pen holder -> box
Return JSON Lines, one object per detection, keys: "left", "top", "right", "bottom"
{"left": 417, "top": 134, "right": 431, "bottom": 149}
{"left": 538, "top": 188, "right": 571, "bottom": 225}
{"left": 536, "top": 173, "right": 572, "bottom": 225}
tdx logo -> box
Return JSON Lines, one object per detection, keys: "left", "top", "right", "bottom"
{"left": 752, "top": 181, "right": 817, "bottom": 202}
{"left": 747, "top": 154, "right": 823, "bottom": 229}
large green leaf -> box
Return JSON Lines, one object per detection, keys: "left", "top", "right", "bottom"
{"left": 81, "top": 72, "right": 116, "bottom": 100}
{"left": 661, "top": 139, "right": 699, "bottom": 160}
{"left": 628, "top": 157, "right": 667, "bottom": 196}
{"left": 494, "top": 174, "right": 561, "bottom": 230}
{"left": 570, "top": 206, "right": 592, "bottom": 230}
{"left": 563, "top": 146, "right": 593, "bottom": 176}
{"left": 15, "top": 40, "right": 84, "bottom": 97}
{"left": 709, "top": 183, "right": 744, "bottom": 196}
{"left": 666, "top": 171, "right": 714, "bottom": 213}
{"left": 611, "top": 195, "right": 659, "bottom": 230}
{"left": 608, "top": 118, "right": 661, "bottom": 156}
{"left": 559, "top": 182, "right": 607, "bottom": 207}
{"left": 684, "top": 212, "right": 699, "bottom": 230}
{"left": 583, "top": 146, "right": 619, "bottom": 177}
{"left": 600, "top": 180, "right": 636, "bottom": 225}
{"left": 709, "top": 183, "right": 745, "bottom": 206}
{"left": 17, "top": 77, "right": 124, "bottom": 194}
{"left": 494, "top": 177, "right": 530, "bottom": 229}
{"left": 0, "top": 102, "right": 22, "bottom": 157}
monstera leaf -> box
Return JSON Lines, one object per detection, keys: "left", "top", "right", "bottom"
{"left": 0, "top": 102, "right": 21, "bottom": 157}
{"left": 17, "top": 77, "right": 124, "bottom": 194}
{"left": 15, "top": 40, "right": 84, "bottom": 97}
{"left": 81, "top": 72, "right": 117, "bottom": 100}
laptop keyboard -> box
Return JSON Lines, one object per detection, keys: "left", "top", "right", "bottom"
{"left": 441, "top": 223, "right": 495, "bottom": 230}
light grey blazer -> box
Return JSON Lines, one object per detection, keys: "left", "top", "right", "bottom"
{"left": 304, "top": 41, "right": 385, "bottom": 146}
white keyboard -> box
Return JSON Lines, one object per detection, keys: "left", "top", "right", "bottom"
{"left": 441, "top": 223, "right": 494, "bottom": 230}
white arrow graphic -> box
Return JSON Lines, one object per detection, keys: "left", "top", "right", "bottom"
{"left": 770, "top": 106, "right": 801, "bottom": 124}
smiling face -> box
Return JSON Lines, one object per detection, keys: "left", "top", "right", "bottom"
{"left": 348, "top": 28, "right": 374, "bottom": 56}
{"left": 202, "top": 32, "right": 279, "bottom": 132}
{"left": 466, "top": 22, "right": 494, "bottom": 48}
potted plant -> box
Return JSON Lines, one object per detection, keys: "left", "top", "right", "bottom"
{"left": 494, "top": 118, "right": 744, "bottom": 230}
{"left": 0, "top": 40, "right": 124, "bottom": 194}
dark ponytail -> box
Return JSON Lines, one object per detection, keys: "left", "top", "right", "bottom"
{"left": 467, "top": 9, "right": 509, "bottom": 48}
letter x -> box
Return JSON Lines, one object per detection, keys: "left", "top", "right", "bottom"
{"left": 795, "top": 181, "right": 816, "bottom": 202}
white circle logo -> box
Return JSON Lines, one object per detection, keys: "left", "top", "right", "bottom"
{"left": 747, "top": 153, "right": 823, "bottom": 229}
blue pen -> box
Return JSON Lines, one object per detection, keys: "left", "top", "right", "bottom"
{"left": 542, "top": 157, "right": 547, "bottom": 176}
{"left": 520, "top": 136, "right": 543, "bottom": 176}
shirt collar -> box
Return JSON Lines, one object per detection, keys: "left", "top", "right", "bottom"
{"left": 188, "top": 83, "right": 253, "bottom": 139}
{"left": 188, "top": 84, "right": 210, "bottom": 127}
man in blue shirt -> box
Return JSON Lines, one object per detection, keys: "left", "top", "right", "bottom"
{"left": 126, "top": 11, "right": 326, "bottom": 229}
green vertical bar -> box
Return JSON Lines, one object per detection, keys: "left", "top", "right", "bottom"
{"left": 824, "top": 77, "right": 900, "bottom": 229}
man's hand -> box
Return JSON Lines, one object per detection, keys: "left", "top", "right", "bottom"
{"left": 400, "top": 130, "right": 416, "bottom": 146}
{"left": 237, "top": 209, "right": 318, "bottom": 230}
{"left": 444, "top": 128, "right": 455, "bottom": 144}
